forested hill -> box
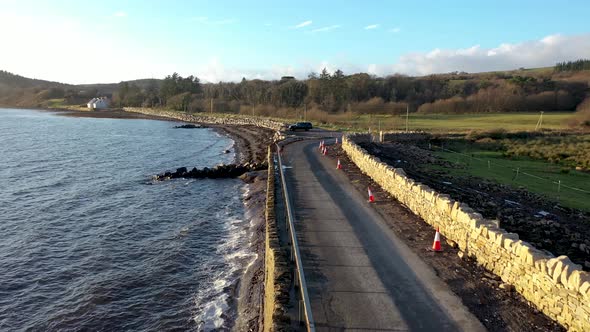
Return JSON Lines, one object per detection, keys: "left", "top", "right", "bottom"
{"left": 0, "top": 70, "right": 70, "bottom": 89}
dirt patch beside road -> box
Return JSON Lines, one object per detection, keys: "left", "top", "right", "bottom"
{"left": 326, "top": 142, "right": 564, "bottom": 332}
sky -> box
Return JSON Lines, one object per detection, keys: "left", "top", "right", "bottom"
{"left": 1, "top": 0, "right": 589, "bottom": 84}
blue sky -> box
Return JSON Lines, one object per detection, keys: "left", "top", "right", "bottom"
{"left": 1, "top": 0, "right": 589, "bottom": 83}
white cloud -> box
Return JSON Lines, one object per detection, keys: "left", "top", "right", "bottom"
{"left": 293, "top": 20, "right": 312, "bottom": 29}
{"left": 367, "top": 64, "right": 378, "bottom": 75}
{"left": 311, "top": 25, "right": 341, "bottom": 33}
{"left": 364, "top": 24, "right": 379, "bottom": 30}
{"left": 391, "top": 33, "right": 590, "bottom": 75}
{"left": 389, "top": 27, "right": 401, "bottom": 33}
{"left": 113, "top": 11, "right": 127, "bottom": 18}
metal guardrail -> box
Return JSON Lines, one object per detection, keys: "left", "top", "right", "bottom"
{"left": 275, "top": 143, "right": 316, "bottom": 332}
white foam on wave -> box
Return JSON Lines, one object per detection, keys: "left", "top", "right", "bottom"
{"left": 197, "top": 292, "right": 229, "bottom": 330}
{"left": 193, "top": 185, "right": 256, "bottom": 331}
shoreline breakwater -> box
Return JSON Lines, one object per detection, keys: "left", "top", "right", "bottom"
{"left": 152, "top": 162, "right": 266, "bottom": 181}
{"left": 124, "top": 107, "right": 285, "bottom": 131}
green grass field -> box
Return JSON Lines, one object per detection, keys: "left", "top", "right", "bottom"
{"left": 312, "top": 112, "right": 575, "bottom": 133}
{"left": 407, "top": 112, "right": 573, "bottom": 132}
{"left": 431, "top": 147, "right": 590, "bottom": 211}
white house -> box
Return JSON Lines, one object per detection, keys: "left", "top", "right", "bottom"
{"left": 87, "top": 97, "right": 110, "bottom": 110}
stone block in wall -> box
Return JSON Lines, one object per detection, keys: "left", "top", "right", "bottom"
{"left": 435, "top": 195, "right": 453, "bottom": 216}
{"left": 450, "top": 201, "right": 462, "bottom": 221}
{"left": 561, "top": 263, "right": 583, "bottom": 289}
{"left": 503, "top": 235, "right": 519, "bottom": 251}
{"left": 579, "top": 281, "right": 590, "bottom": 297}
{"left": 491, "top": 230, "right": 509, "bottom": 248}
{"left": 551, "top": 256, "right": 576, "bottom": 284}
{"left": 547, "top": 256, "right": 565, "bottom": 277}
{"left": 535, "top": 258, "right": 549, "bottom": 275}
{"left": 477, "top": 220, "right": 498, "bottom": 238}
{"left": 568, "top": 270, "right": 590, "bottom": 293}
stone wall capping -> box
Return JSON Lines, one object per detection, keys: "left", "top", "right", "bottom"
{"left": 568, "top": 270, "right": 590, "bottom": 293}
{"left": 535, "top": 258, "right": 550, "bottom": 274}
{"left": 579, "top": 281, "right": 590, "bottom": 296}
{"left": 394, "top": 168, "right": 407, "bottom": 177}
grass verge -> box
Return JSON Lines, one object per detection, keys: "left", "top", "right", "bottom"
{"left": 430, "top": 146, "right": 590, "bottom": 211}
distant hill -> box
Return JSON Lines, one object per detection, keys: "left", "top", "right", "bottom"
{"left": 0, "top": 70, "right": 71, "bottom": 89}
{"left": 76, "top": 78, "right": 163, "bottom": 95}
{"left": 0, "top": 70, "right": 162, "bottom": 108}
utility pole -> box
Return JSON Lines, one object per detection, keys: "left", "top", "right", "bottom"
{"left": 535, "top": 111, "right": 544, "bottom": 130}
{"left": 304, "top": 104, "right": 307, "bottom": 121}
{"left": 405, "top": 104, "right": 409, "bottom": 132}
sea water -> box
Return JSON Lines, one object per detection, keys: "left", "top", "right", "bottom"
{"left": 0, "top": 108, "right": 253, "bottom": 331}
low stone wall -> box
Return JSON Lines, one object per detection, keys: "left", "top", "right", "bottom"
{"left": 263, "top": 147, "right": 291, "bottom": 331}
{"left": 124, "top": 107, "right": 285, "bottom": 131}
{"left": 343, "top": 134, "right": 590, "bottom": 331}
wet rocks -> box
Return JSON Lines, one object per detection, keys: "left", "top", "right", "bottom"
{"left": 174, "top": 124, "right": 205, "bottom": 129}
{"left": 153, "top": 162, "right": 267, "bottom": 181}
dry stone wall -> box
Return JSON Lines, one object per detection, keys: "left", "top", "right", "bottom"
{"left": 124, "top": 107, "right": 285, "bottom": 131}
{"left": 343, "top": 133, "right": 590, "bottom": 331}
{"left": 263, "top": 147, "right": 291, "bottom": 331}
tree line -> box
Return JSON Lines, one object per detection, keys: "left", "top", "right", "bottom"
{"left": 113, "top": 66, "right": 589, "bottom": 115}
{"left": 2, "top": 60, "right": 589, "bottom": 116}
{"left": 555, "top": 59, "right": 590, "bottom": 72}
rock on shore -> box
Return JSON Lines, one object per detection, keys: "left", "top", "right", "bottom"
{"left": 153, "top": 162, "right": 267, "bottom": 181}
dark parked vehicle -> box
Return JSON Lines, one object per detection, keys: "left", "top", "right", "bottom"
{"left": 288, "top": 122, "right": 313, "bottom": 131}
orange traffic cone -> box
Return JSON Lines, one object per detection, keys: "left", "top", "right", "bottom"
{"left": 336, "top": 159, "right": 342, "bottom": 169}
{"left": 368, "top": 187, "right": 375, "bottom": 202}
{"left": 432, "top": 228, "right": 442, "bottom": 252}
{"left": 335, "top": 137, "right": 339, "bottom": 144}
{"left": 318, "top": 141, "right": 323, "bottom": 150}
{"left": 323, "top": 146, "right": 328, "bottom": 155}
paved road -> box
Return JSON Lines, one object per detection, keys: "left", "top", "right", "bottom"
{"left": 281, "top": 138, "right": 485, "bottom": 331}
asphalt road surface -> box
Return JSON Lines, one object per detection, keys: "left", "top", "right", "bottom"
{"left": 281, "top": 138, "right": 486, "bottom": 331}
